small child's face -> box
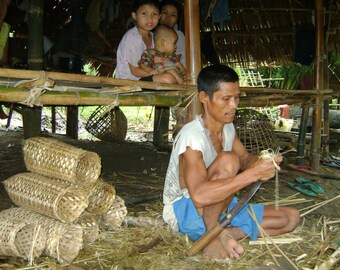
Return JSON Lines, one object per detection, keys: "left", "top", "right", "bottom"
{"left": 132, "top": 4, "right": 160, "bottom": 32}
{"left": 163, "top": 34, "right": 178, "bottom": 53}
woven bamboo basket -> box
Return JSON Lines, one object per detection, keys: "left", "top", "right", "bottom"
{"left": 0, "top": 214, "right": 46, "bottom": 260}
{"left": 87, "top": 178, "right": 116, "bottom": 215}
{"left": 4, "top": 172, "right": 89, "bottom": 223}
{"left": 233, "top": 108, "right": 277, "bottom": 154}
{"left": 85, "top": 106, "right": 127, "bottom": 142}
{"left": 23, "top": 137, "right": 101, "bottom": 186}
{"left": 2, "top": 207, "right": 83, "bottom": 264}
{"left": 76, "top": 212, "right": 99, "bottom": 243}
{"left": 100, "top": 196, "right": 128, "bottom": 229}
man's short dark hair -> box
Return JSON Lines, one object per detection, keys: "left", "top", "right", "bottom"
{"left": 197, "top": 65, "right": 239, "bottom": 98}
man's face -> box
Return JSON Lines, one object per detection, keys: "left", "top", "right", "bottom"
{"left": 203, "top": 82, "right": 240, "bottom": 124}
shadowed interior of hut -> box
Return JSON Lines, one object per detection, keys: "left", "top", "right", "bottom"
{"left": 0, "top": 0, "right": 339, "bottom": 269}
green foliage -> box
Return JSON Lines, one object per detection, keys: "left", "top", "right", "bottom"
{"left": 83, "top": 62, "right": 100, "bottom": 76}
{"left": 271, "top": 63, "right": 314, "bottom": 89}
{"left": 78, "top": 106, "right": 154, "bottom": 123}
{"left": 329, "top": 51, "right": 340, "bottom": 68}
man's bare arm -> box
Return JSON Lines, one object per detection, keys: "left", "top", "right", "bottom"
{"left": 182, "top": 147, "right": 274, "bottom": 208}
{"left": 232, "top": 136, "right": 258, "bottom": 171}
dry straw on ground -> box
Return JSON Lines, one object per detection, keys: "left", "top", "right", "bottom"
{"left": 6, "top": 195, "right": 338, "bottom": 270}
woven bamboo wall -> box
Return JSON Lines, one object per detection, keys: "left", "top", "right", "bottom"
{"left": 201, "top": 0, "right": 339, "bottom": 67}
{"left": 5, "top": 0, "right": 340, "bottom": 72}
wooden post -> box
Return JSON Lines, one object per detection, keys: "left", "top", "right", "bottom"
{"left": 310, "top": 0, "right": 324, "bottom": 171}
{"left": 296, "top": 105, "right": 310, "bottom": 165}
{"left": 66, "top": 106, "right": 78, "bottom": 139}
{"left": 23, "top": 106, "right": 42, "bottom": 138}
{"left": 322, "top": 31, "right": 330, "bottom": 158}
{"left": 23, "top": 0, "right": 44, "bottom": 139}
{"left": 153, "top": 107, "right": 170, "bottom": 148}
{"left": 51, "top": 106, "right": 56, "bottom": 133}
{"left": 183, "top": 0, "right": 202, "bottom": 121}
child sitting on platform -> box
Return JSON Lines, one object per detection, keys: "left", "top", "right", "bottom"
{"left": 116, "top": 0, "right": 180, "bottom": 84}
{"left": 139, "top": 24, "right": 186, "bottom": 84}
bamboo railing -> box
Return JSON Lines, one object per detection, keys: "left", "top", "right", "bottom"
{"left": 0, "top": 68, "right": 333, "bottom": 108}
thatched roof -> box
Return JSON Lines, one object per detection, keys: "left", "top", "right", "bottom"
{"left": 201, "top": 0, "right": 340, "bottom": 67}
{"left": 4, "top": 0, "right": 340, "bottom": 72}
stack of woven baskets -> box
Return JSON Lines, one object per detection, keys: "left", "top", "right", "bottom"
{"left": 0, "top": 137, "right": 128, "bottom": 264}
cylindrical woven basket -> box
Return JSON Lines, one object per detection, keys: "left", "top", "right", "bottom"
{"left": 0, "top": 214, "right": 46, "bottom": 260}
{"left": 100, "top": 196, "right": 128, "bottom": 229}
{"left": 76, "top": 212, "right": 99, "bottom": 243}
{"left": 87, "top": 178, "right": 116, "bottom": 215}
{"left": 23, "top": 137, "right": 101, "bottom": 186}
{"left": 85, "top": 106, "right": 127, "bottom": 142}
{"left": 4, "top": 172, "right": 89, "bottom": 223}
{"left": 2, "top": 207, "right": 83, "bottom": 264}
{"left": 233, "top": 108, "right": 277, "bottom": 154}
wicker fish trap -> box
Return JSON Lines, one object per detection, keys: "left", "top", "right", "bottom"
{"left": 87, "top": 178, "right": 116, "bottom": 215}
{"left": 100, "top": 196, "right": 128, "bottom": 229}
{"left": 4, "top": 172, "right": 89, "bottom": 223}
{"left": 0, "top": 214, "right": 46, "bottom": 259}
{"left": 76, "top": 212, "right": 99, "bottom": 243}
{"left": 85, "top": 106, "right": 127, "bottom": 142}
{"left": 23, "top": 137, "right": 101, "bottom": 186}
{"left": 233, "top": 108, "right": 277, "bottom": 154}
{"left": 2, "top": 207, "right": 83, "bottom": 264}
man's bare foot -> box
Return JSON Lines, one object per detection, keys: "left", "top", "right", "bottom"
{"left": 202, "top": 237, "right": 229, "bottom": 259}
{"left": 219, "top": 229, "right": 244, "bottom": 259}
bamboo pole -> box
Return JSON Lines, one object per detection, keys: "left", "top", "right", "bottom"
{"left": 1, "top": 86, "right": 330, "bottom": 108}
{"left": 184, "top": 0, "right": 202, "bottom": 121}
{"left": 310, "top": 0, "right": 325, "bottom": 171}
{"left": 241, "top": 88, "right": 333, "bottom": 95}
{"left": 0, "top": 86, "right": 185, "bottom": 106}
{"left": 24, "top": 0, "right": 44, "bottom": 139}
{"left": 296, "top": 105, "right": 310, "bottom": 165}
{"left": 0, "top": 68, "right": 334, "bottom": 96}
{"left": 0, "top": 68, "right": 197, "bottom": 92}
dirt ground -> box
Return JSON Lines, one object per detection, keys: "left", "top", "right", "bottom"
{"left": 0, "top": 129, "right": 339, "bottom": 270}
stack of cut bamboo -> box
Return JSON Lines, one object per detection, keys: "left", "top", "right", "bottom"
{"left": 1, "top": 137, "right": 127, "bottom": 264}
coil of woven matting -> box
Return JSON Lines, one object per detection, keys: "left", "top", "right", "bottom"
{"left": 0, "top": 213, "right": 46, "bottom": 260}
{"left": 100, "top": 196, "right": 128, "bottom": 229}
{"left": 76, "top": 212, "right": 99, "bottom": 243}
{"left": 4, "top": 172, "right": 89, "bottom": 223}
{"left": 2, "top": 207, "right": 83, "bottom": 264}
{"left": 23, "top": 137, "right": 101, "bottom": 187}
{"left": 87, "top": 178, "right": 116, "bottom": 215}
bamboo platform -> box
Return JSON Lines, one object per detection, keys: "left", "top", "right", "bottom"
{"left": 0, "top": 68, "right": 334, "bottom": 108}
